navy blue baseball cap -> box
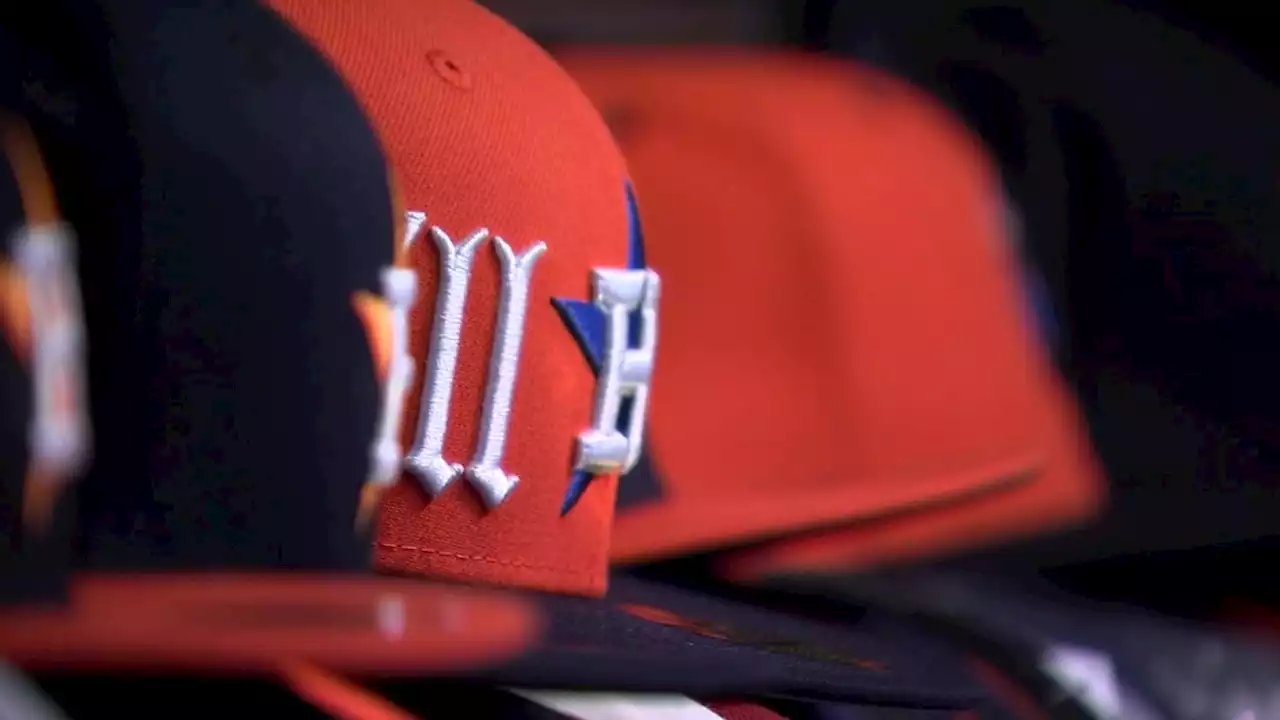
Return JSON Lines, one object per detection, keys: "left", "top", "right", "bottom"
{"left": 0, "top": 32, "right": 84, "bottom": 608}
{"left": 0, "top": 0, "right": 539, "bottom": 674}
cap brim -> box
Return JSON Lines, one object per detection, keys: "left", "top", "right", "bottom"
{"left": 749, "top": 572, "right": 1108, "bottom": 719}
{"left": 763, "top": 570, "right": 1280, "bottom": 720}
{"left": 3, "top": 571, "right": 994, "bottom": 709}
{"left": 0, "top": 573, "right": 539, "bottom": 676}
{"left": 716, "top": 373, "right": 1103, "bottom": 580}
{"left": 456, "top": 572, "right": 992, "bottom": 710}
{"left": 611, "top": 458, "right": 1036, "bottom": 567}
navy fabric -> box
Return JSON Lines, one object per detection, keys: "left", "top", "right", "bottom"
{"left": 464, "top": 573, "right": 994, "bottom": 709}
{"left": 0, "top": 28, "right": 75, "bottom": 606}
{"left": 801, "top": 706, "right": 964, "bottom": 720}
{"left": 35, "top": 676, "right": 339, "bottom": 719}
{"left": 27, "top": 676, "right": 1005, "bottom": 720}
{"left": 765, "top": 696, "right": 976, "bottom": 719}
{"left": 378, "top": 684, "right": 593, "bottom": 720}
{"left": 779, "top": 570, "right": 1280, "bottom": 720}
{"left": 2, "top": 0, "right": 391, "bottom": 572}
{"left": 0, "top": 103, "right": 35, "bottom": 604}
{"left": 23, "top": 676, "right": 1016, "bottom": 719}
{"left": 615, "top": 447, "right": 665, "bottom": 510}
{"left": 1021, "top": 269, "right": 1056, "bottom": 353}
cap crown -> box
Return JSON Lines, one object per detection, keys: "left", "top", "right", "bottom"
{"left": 562, "top": 50, "right": 1047, "bottom": 561}
{"left": 271, "top": 0, "right": 655, "bottom": 596}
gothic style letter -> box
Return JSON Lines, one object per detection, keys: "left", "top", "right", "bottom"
{"left": 465, "top": 237, "right": 547, "bottom": 508}
{"left": 574, "top": 268, "right": 660, "bottom": 474}
{"left": 403, "top": 226, "right": 487, "bottom": 495}
{"left": 402, "top": 211, "right": 426, "bottom": 253}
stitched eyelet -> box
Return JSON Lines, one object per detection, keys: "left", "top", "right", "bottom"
{"left": 427, "top": 50, "right": 472, "bottom": 90}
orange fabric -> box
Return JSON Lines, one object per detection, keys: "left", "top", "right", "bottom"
{"left": 0, "top": 573, "right": 538, "bottom": 675}
{"left": 560, "top": 49, "right": 1081, "bottom": 562}
{"left": 352, "top": 291, "right": 393, "bottom": 381}
{"left": 1, "top": 117, "right": 59, "bottom": 224}
{"left": 719, "top": 373, "right": 1103, "bottom": 578}
{"left": 280, "top": 662, "right": 421, "bottom": 720}
{"left": 0, "top": 261, "right": 29, "bottom": 360}
{"left": 388, "top": 168, "right": 410, "bottom": 266}
{"left": 268, "top": 0, "right": 631, "bottom": 596}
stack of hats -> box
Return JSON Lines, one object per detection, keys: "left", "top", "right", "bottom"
{"left": 1, "top": 1, "right": 1276, "bottom": 719}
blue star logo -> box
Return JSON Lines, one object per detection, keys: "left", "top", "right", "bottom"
{"left": 551, "top": 184, "right": 647, "bottom": 515}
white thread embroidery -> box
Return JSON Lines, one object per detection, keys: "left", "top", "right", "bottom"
{"left": 466, "top": 237, "right": 546, "bottom": 507}
{"left": 365, "top": 264, "right": 417, "bottom": 489}
{"left": 400, "top": 214, "right": 546, "bottom": 508}
{"left": 403, "top": 211, "right": 427, "bottom": 253}
{"left": 11, "top": 222, "right": 90, "bottom": 478}
{"left": 403, "top": 226, "right": 486, "bottom": 495}
{"left": 574, "top": 268, "right": 659, "bottom": 475}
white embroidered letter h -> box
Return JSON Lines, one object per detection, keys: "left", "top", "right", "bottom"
{"left": 574, "top": 268, "right": 660, "bottom": 475}
{"left": 403, "top": 220, "right": 546, "bottom": 509}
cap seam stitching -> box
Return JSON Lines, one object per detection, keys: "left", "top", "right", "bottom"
{"left": 375, "top": 541, "right": 599, "bottom": 576}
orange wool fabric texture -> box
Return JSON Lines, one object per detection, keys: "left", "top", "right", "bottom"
{"left": 270, "top": 0, "right": 632, "bottom": 596}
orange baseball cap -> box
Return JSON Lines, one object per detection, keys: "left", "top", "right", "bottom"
{"left": 559, "top": 48, "right": 1104, "bottom": 564}
{"left": 259, "top": 4, "right": 1001, "bottom": 704}
{"left": 268, "top": 0, "right": 640, "bottom": 599}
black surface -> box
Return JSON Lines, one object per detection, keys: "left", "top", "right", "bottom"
{"left": 35, "top": 676, "right": 335, "bottom": 720}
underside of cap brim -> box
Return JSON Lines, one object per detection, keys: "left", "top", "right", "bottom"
{"left": 443, "top": 572, "right": 994, "bottom": 707}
